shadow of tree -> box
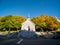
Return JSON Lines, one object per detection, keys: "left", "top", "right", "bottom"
{"left": 0, "top": 30, "right": 60, "bottom": 44}
{"left": 18, "top": 30, "right": 38, "bottom": 38}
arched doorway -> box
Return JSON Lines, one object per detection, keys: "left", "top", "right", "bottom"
{"left": 28, "top": 26, "right": 30, "bottom": 32}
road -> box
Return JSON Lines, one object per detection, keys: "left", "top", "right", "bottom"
{"left": 0, "top": 38, "right": 60, "bottom": 45}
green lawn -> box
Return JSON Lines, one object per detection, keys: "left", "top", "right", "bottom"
{"left": 0, "top": 31, "right": 18, "bottom": 35}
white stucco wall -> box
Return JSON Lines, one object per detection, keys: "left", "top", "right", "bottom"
{"left": 18, "top": 17, "right": 36, "bottom": 38}
{"left": 21, "top": 19, "right": 35, "bottom": 31}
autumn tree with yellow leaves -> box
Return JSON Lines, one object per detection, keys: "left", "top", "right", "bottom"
{"left": 32, "top": 14, "right": 60, "bottom": 31}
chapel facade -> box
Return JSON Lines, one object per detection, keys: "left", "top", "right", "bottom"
{"left": 21, "top": 16, "right": 35, "bottom": 32}
{"left": 18, "top": 16, "right": 36, "bottom": 38}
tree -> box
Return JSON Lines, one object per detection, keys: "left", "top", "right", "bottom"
{"left": 2, "top": 15, "right": 13, "bottom": 37}
{"left": 46, "top": 16, "right": 59, "bottom": 31}
{"left": 0, "top": 15, "right": 26, "bottom": 31}
{"left": 0, "top": 17, "right": 2, "bottom": 30}
{"left": 11, "top": 16, "right": 26, "bottom": 31}
{"left": 31, "top": 14, "right": 59, "bottom": 31}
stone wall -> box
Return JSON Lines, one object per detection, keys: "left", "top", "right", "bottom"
{"left": 36, "top": 32, "right": 55, "bottom": 39}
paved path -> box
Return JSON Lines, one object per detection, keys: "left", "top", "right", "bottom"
{"left": 0, "top": 38, "right": 60, "bottom": 45}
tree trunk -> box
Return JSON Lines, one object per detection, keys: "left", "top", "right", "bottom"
{"left": 41, "top": 28, "right": 44, "bottom": 32}
{"left": 17, "top": 28, "right": 18, "bottom": 32}
{"left": 7, "top": 28, "right": 10, "bottom": 38}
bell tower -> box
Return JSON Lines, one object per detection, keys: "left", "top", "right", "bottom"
{"left": 27, "top": 14, "right": 30, "bottom": 21}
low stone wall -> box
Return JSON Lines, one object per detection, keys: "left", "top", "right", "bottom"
{"left": 36, "top": 32, "right": 55, "bottom": 39}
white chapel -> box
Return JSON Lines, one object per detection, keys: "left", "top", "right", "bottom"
{"left": 18, "top": 16, "right": 36, "bottom": 38}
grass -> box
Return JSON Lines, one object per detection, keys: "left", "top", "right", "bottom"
{"left": 0, "top": 30, "right": 19, "bottom": 35}
{"left": 0, "top": 30, "right": 59, "bottom": 35}
{"left": 2, "top": 31, "right": 8, "bottom": 35}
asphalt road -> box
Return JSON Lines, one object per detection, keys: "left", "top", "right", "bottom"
{"left": 0, "top": 38, "right": 60, "bottom": 45}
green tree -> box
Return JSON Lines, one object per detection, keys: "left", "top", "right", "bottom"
{"left": 11, "top": 16, "right": 26, "bottom": 31}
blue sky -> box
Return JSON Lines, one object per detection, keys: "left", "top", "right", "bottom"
{"left": 0, "top": 0, "right": 60, "bottom": 19}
